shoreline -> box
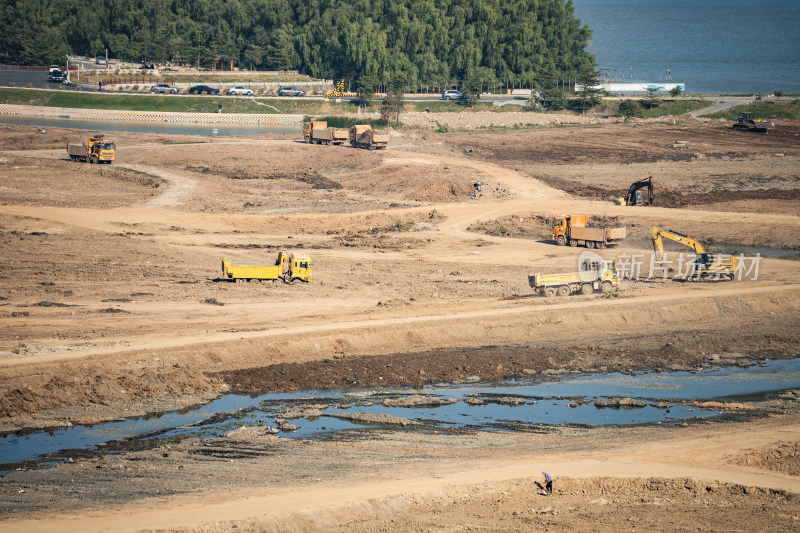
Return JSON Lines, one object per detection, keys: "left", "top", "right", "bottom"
{"left": 0, "top": 104, "right": 304, "bottom": 125}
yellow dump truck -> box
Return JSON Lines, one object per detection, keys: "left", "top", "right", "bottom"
{"left": 303, "top": 121, "right": 349, "bottom": 145}
{"left": 529, "top": 257, "right": 619, "bottom": 297}
{"left": 66, "top": 134, "right": 116, "bottom": 163}
{"left": 552, "top": 214, "right": 626, "bottom": 248}
{"left": 349, "top": 124, "right": 389, "bottom": 150}
{"left": 221, "top": 251, "right": 311, "bottom": 283}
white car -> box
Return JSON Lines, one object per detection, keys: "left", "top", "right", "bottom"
{"left": 227, "top": 86, "right": 254, "bottom": 96}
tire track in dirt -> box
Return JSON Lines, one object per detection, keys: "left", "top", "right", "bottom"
{"left": 118, "top": 164, "right": 195, "bottom": 208}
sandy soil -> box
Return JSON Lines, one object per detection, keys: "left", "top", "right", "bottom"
{"left": 0, "top": 113, "right": 799, "bottom": 531}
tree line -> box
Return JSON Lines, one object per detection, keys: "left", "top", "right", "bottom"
{"left": 1, "top": 0, "right": 595, "bottom": 90}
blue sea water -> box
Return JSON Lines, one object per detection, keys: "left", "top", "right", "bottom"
{"left": 572, "top": 0, "right": 800, "bottom": 94}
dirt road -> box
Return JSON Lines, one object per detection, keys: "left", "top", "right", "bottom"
{"left": 0, "top": 117, "right": 798, "bottom": 531}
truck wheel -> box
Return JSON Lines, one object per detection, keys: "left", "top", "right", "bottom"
{"left": 586, "top": 241, "right": 595, "bottom": 249}
{"left": 90, "top": 155, "right": 98, "bottom": 164}
{"left": 544, "top": 287, "right": 557, "bottom": 298}
{"left": 557, "top": 286, "right": 570, "bottom": 297}
{"left": 580, "top": 284, "right": 594, "bottom": 295}
{"left": 556, "top": 235, "right": 566, "bottom": 246}
{"left": 568, "top": 239, "right": 577, "bottom": 247}
{"left": 596, "top": 242, "right": 606, "bottom": 249}
{"left": 601, "top": 281, "right": 613, "bottom": 293}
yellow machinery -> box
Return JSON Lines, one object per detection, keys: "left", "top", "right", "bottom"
{"left": 349, "top": 125, "right": 388, "bottom": 150}
{"left": 617, "top": 176, "right": 654, "bottom": 206}
{"left": 221, "top": 250, "right": 311, "bottom": 283}
{"left": 552, "top": 214, "right": 626, "bottom": 248}
{"left": 303, "top": 120, "right": 349, "bottom": 145}
{"left": 651, "top": 226, "right": 737, "bottom": 280}
{"left": 529, "top": 257, "right": 619, "bottom": 297}
{"left": 66, "top": 134, "right": 116, "bottom": 163}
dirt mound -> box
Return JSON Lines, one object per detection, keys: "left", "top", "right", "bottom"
{"left": 729, "top": 441, "right": 800, "bottom": 476}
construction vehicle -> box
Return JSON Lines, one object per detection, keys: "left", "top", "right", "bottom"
{"left": 529, "top": 257, "right": 619, "bottom": 297}
{"left": 732, "top": 112, "right": 774, "bottom": 133}
{"left": 303, "top": 121, "right": 349, "bottom": 145}
{"left": 66, "top": 134, "right": 115, "bottom": 163}
{"left": 651, "top": 225, "right": 737, "bottom": 280}
{"left": 349, "top": 124, "right": 389, "bottom": 150}
{"left": 221, "top": 250, "right": 311, "bottom": 283}
{"left": 618, "top": 176, "right": 654, "bottom": 206}
{"left": 552, "top": 214, "right": 626, "bottom": 248}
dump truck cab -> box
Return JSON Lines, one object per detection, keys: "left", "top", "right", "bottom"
{"left": 303, "top": 121, "right": 328, "bottom": 143}
{"left": 89, "top": 136, "right": 116, "bottom": 162}
{"left": 287, "top": 253, "right": 311, "bottom": 283}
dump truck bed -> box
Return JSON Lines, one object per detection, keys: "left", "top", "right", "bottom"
{"left": 221, "top": 258, "right": 283, "bottom": 280}
{"left": 67, "top": 143, "right": 87, "bottom": 157}
{"left": 314, "top": 127, "right": 349, "bottom": 144}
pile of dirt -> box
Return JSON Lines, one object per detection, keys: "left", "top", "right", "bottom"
{"left": 729, "top": 441, "right": 800, "bottom": 476}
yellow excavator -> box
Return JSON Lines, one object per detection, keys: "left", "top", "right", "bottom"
{"left": 617, "top": 176, "right": 654, "bottom": 206}
{"left": 651, "top": 226, "right": 738, "bottom": 280}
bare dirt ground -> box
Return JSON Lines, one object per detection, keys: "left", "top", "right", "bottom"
{"left": 1, "top": 113, "right": 799, "bottom": 532}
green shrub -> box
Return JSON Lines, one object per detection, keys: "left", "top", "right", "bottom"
{"left": 617, "top": 99, "right": 642, "bottom": 119}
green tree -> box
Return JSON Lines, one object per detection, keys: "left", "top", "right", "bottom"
{"left": 643, "top": 87, "right": 661, "bottom": 109}
{"left": 243, "top": 44, "right": 263, "bottom": 70}
{"left": 617, "top": 100, "right": 642, "bottom": 119}
{"left": 380, "top": 83, "right": 405, "bottom": 124}
{"left": 461, "top": 77, "right": 482, "bottom": 107}
{"left": 356, "top": 75, "right": 376, "bottom": 110}
{"left": 669, "top": 86, "right": 683, "bottom": 98}
{"left": 22, "top": 27, "right": 69, "bottom": 65}
{"left": 575, "top": 65, "right": 603, "bottom": 113}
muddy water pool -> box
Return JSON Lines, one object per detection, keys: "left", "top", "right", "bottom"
{"left": 2, "top": 359, "right": 799, "bottom": 467}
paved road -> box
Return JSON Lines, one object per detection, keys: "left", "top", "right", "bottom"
{"left": 690, "top": 96, "right": 757, "bottom": 117}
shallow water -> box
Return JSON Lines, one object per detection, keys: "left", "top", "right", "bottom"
{"left": 0, "top": 116, "right": 300, "bottom": 136}
{"left": 1, "top": 359, "right": 798, "bottom": 467}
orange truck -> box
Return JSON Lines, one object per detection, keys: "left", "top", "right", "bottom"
{"left": 552, "top": 214, "right": 626, "bottom": 249}
{"left": 66, "top": 134, "right": 116, "bottom": 164}
{"left": 349, "top": 124, "right": 388, "bottom": 150}
{"left": 303, "top": 121, "right": 349, "bottom": 145}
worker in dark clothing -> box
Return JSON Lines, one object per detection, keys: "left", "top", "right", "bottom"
{"left": 543, "top": 471, "right": 553, "bottom": 493}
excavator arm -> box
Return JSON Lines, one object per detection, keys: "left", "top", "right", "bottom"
{"left": 625, "top": 176, "right": 654, "bottom": 206}
{"left": 651, "top": 225, "right": 706, "bottom": 257}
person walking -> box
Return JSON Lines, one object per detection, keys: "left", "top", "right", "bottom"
{"left": 543, "top": 471, "right": 553, "bottom": 493}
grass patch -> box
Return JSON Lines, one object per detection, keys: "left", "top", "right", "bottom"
{"left": 408, "top": 100, "right": 525, "bottom": 113}
{"left": 604, "top": 98, "right": 712, "bottom": 118}
{"left": 0, "top": 87, "right": 356, "bottom": 115}
{"left": 706, "top": 100, "right": 800, "bottom": 120}
{"left": 638, "top": 99, "right": 712, "bottom": 117}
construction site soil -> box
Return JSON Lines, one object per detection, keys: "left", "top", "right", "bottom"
{"left": 1, "top": 115, "right": 799, "bottom": 532}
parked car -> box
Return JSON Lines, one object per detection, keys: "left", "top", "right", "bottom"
{"left": 441, "top": 89, "right": 465, "bottom": 100}
{"left": 188, "top": 85, "right": 220, "bottom": 95}
{"left": 95, "top": 57, "right": 107, "bottom": 65}
{"left": 48, "top": 72, "right": 65, "bottom": 83}
{"left": 227, "top": 86, "right": 254, "bottom": 96}
{"left": 151, "top": 83, "right": 180, "bottom": 94}
{"left": 277, "top": 86, "right": 306, "bottom": 97}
